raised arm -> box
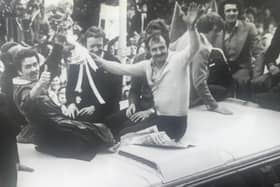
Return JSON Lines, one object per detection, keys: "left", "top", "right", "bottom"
{"left": 174, "top": 3, "right": 202, "bottom": 63}
{"left": 92, "top": 54, "right": 146, "bottom": 77}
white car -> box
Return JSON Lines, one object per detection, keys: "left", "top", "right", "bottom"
{"left": 18, "top": 99, "right": 280, "bottom": 187}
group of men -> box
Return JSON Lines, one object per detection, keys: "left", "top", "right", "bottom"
{"left": 1, "top": 0, "right": 280, "bottom": 186}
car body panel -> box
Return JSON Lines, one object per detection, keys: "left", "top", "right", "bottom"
{"left": 17, "top": 99, "right": 280, "bottom": 187}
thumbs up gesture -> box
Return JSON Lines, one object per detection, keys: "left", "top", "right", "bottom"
{"left": 38, "top": 64, "right": 51, "bottom": 88}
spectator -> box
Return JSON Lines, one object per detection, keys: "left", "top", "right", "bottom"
{"left": 244, "top": 7, "right": 257, "bottom": 23}
{"left": 216, "top": 0, "right": 264, "bottom": 100}
{"left": 190, "top": 12, "right": 232, "bottom": 115}
{"left": 12, "top": 47, "right": 115, "bottom": 161}
{"left": 66, "top": 26, "right": 122, "bottom": 123}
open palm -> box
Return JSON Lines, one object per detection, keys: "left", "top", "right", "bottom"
{"left": 182, "top": 2, "right": 203, "bottom": 27}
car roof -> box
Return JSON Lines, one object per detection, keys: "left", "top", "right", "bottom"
{"left": 18, "top": 99, "right": 280, "bottom": 187}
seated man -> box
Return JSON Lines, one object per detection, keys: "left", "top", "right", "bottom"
{"left": 92, "top": 3, "right": 201, "bottom": 141}
{"left": 66, "top": 26, "right": 122, "bottom": 123}
{"left": 12, "top": 48, "right": 115, "bottom": 161}
{"left": 216, "top": 0, "right": 264, "bottom": 100}
{"left": 190, "top": 12, "right": 232, "bottom": 115}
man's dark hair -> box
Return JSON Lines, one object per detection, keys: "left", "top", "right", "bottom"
{"left": 218, "top": 0, "right": 244, "bottom": 19}
{"left": 197, "top": 12, "right": 225, "bottom": 33}
{"left": 145, "top": 32, "right": 170, "bottom": 51}
{"left": 14, "top": 49, "right": 39, "bottom": 72}
{"left": 80, "top": 26, "right": 106, "bottom": 46}
{"left": 145, "top": 19, "right": 169, "bottom": 36}
{"left": 84, "top": 26, "right": 105, "bottom": 40}
{"left": 144, "top": 19, "right": 170, "bottom": 51}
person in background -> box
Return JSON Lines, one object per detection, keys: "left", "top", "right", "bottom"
{"left": 66, "top": 26, "right": 122, "bottom": 123}
{"left": 12, "top": 47, "right": 115, "bottom": 161}
{"left": 190, "top": 12, "right": 232, "bottom": 115}
{"left": 244, "top": 7, "right": 257, "bottom": 24}
{"left": 216, "top": 0, "right": 264, "bottom": 100}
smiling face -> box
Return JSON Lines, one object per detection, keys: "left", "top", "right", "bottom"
{"left": 224, "top": 4, "right": 239, "bottom": 24}
{"left": 86, "top": 37, "right": 104, "bottom": 57}
{"left": 148, "top": 35, "right": 168, "bottom": 66}
{"left": 19, "top": 56, "right": 40, "bottom": 82}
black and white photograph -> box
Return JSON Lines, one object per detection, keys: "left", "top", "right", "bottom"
{"left": 1, "top": 0, "right": 280, "bottom": 186}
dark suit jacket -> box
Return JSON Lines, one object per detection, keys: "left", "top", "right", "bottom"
{"left": 66, "top": 51, "right": 122, "bottom": 122}
{"left": 264, "top": 26, "right": 280, "bottom": 67}
{"left": 214, "top": 20, "right": 263, "bottom": 76}
{"left": 190, "top": 36, "right": 218, "bottom": 109}
{"left": 0, "top": 93, "right": 18, "bottom": 187}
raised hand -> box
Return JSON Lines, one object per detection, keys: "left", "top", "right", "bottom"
{"left": 182, "top": 2, "right": 204, "bottom": 27}
{"left": 38, "top": 65, "right": 51, "bottom": 88}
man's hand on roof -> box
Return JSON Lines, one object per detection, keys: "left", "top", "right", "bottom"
{"left": 210, "top": 105, "right": 233, "bottom": 115}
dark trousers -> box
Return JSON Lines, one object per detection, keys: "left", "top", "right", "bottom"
{"left": 0, "top": 138, "right": 18, "bottom": 187}
{"left": 232, "top": 68, "right": 252, "bottom": 100}
{"left": 254, "top": 92, "right": 280, "bottom": 111}
{"left": 119, "top": 115, "right": 187, "bottom": 141}
{"left": 104, "top": 109, "right": 135, "bottom": 140}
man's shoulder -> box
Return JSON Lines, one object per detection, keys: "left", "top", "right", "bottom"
{"left": 238, "top": 20, "right": 257, "bottom": 32}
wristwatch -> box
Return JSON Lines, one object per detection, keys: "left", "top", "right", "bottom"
{"left": 149, "top": 108, "right": 156, "bottom": 115}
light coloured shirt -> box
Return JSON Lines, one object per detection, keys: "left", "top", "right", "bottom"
{"left": 145, "top": 48, "right": 191, "bottom": 116}
{"left": 102, "top": 47, "right": 192, "bottom": 116}
{"left": 100, "top": 31, "right": 193, "bottom": 116}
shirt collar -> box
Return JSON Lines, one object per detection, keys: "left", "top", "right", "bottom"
{"left": 225, "top": 20, "right": 240, "bottom": 32}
